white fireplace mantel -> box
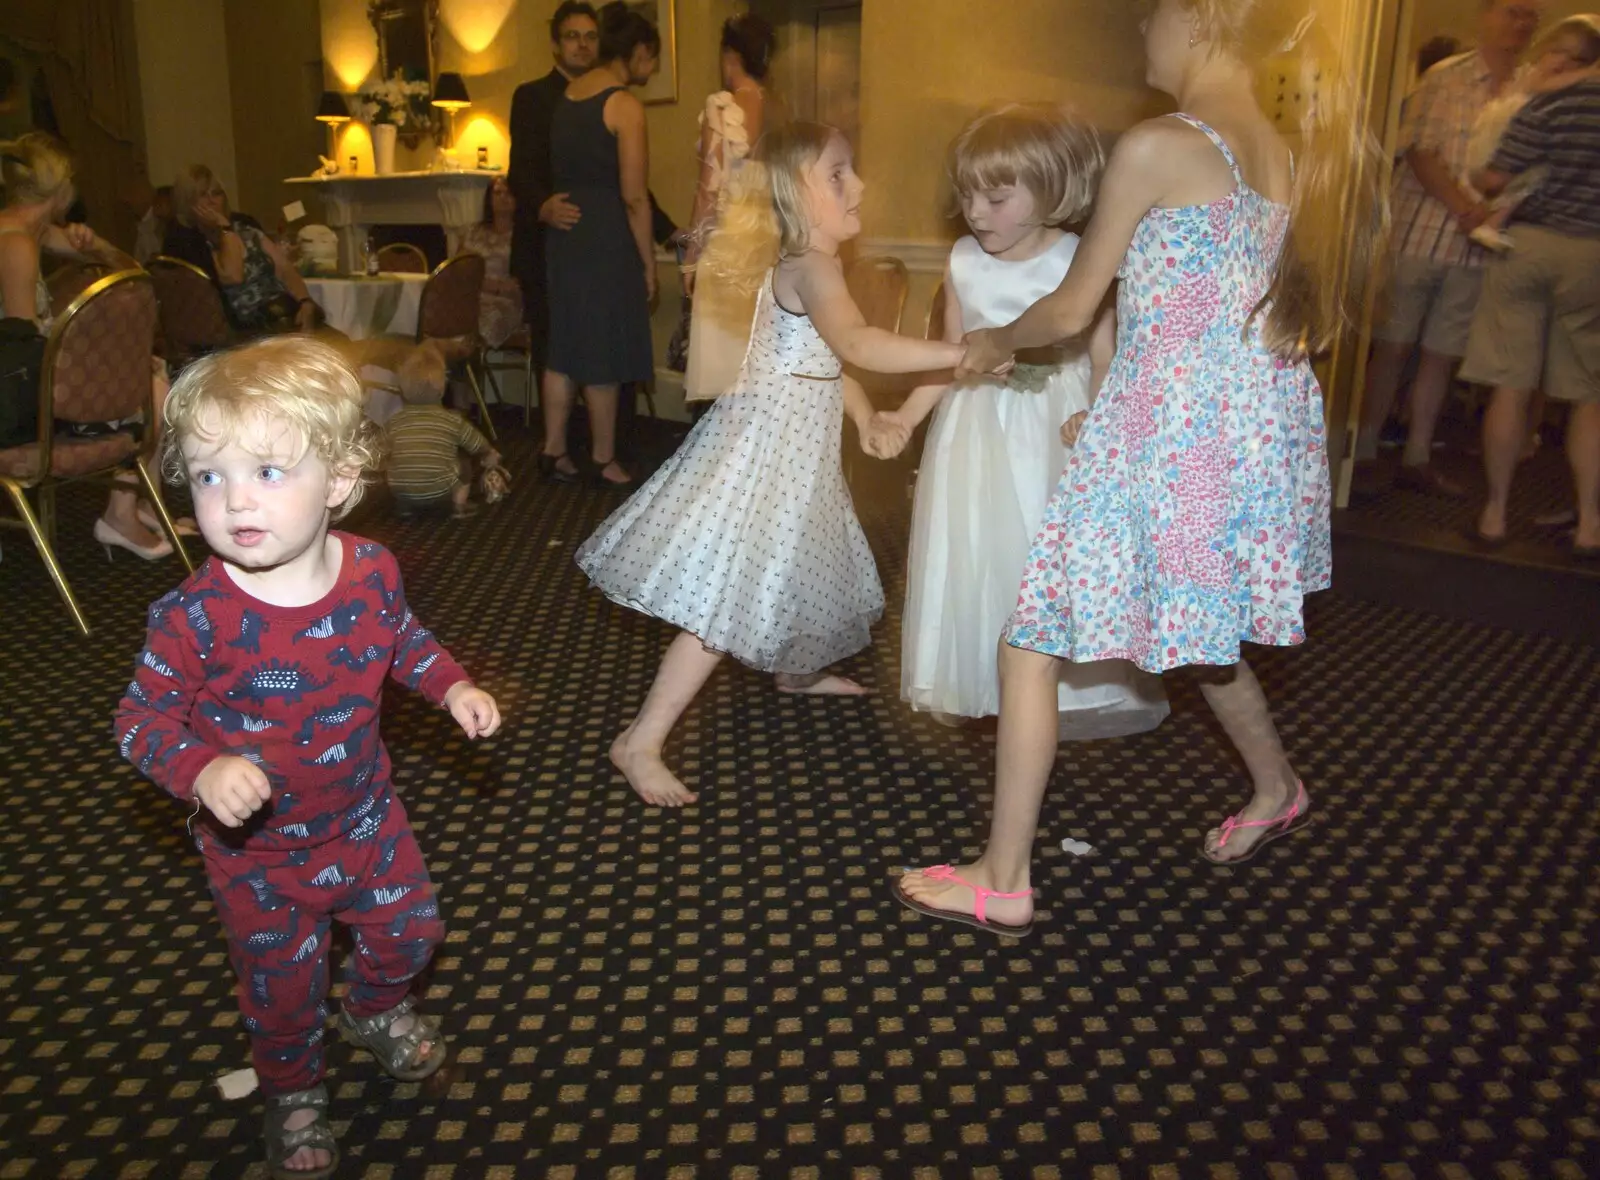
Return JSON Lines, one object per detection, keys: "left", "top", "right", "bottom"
{"left": 285, "top": 170, "right": 500, "bottom": 272}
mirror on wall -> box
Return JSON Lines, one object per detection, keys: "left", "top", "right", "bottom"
{"left": 368, "top": 0, "right": 439, "bottom": 85}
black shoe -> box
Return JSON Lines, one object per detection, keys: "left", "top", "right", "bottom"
{"left": 591, "top": 462, "right": 635, "bottom": 491}
{"left": 539, "top": 454, "right": 578, "bottom": 484}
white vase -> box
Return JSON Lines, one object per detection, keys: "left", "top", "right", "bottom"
{"left": 372, "top": 123, "right": 398, "bottom": 175}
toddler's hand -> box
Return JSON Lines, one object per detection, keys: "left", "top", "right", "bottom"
{"left": 193, "top": 756, "right": 273, "bottom": 828}
{"left": 445, "top": 682, "right": 501, "bottom": 739}
{"left": 1060, "top": 412, "right": 1088, "bottom": 447}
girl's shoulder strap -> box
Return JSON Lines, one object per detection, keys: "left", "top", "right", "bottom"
{"left": 1166, "top": 113, "right": 1243, "bottom": 183}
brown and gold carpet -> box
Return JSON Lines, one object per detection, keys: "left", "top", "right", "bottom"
{"left": 1, "top": 424, "right": 1595, "bottom": 1179}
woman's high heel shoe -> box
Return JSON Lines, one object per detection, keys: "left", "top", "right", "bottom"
{"left": 538, "top": 454, "right": 579, "bottom": 485}
{"left": 94, "top": 518, "right": 174, "bottom": 561}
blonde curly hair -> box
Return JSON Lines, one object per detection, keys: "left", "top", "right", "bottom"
{"left": 162, "top": 335, "right": 384, "bottom": 519}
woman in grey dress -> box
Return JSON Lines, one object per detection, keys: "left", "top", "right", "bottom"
{"left": 541, "top": 2, "right": 660, "bottom": 489}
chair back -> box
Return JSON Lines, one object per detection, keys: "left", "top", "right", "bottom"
{"left": 418, "top": 253, "right": 485, "bottom": 341}
{"left": 47, "top": 262, "right": 115, "bottom": 317}
{"left": 845, "top": 255, "right": 909, "bottom": 334}
{"left": 147, "top": 255, "right": 231, "bottom": 361}
{"left": 376, "top": 242, "right": 429, "bottom": 273}
{"left": 41, "top": 271, "right": 159, "bottom": 426}
{"left": 925, "top": 278, "right": 948, "bottom": 341}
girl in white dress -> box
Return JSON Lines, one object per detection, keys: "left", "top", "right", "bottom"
{"left": 577, "top": 123, "right": 964, "bottom": 807}
{"left": 876, "top": 105, "right": 1168, "bottom": 735}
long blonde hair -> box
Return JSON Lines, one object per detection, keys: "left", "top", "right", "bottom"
{"left": 1191, "top": 0, "right": 1389, "bottom": 356}
{"left": 699, "top": 121, "right": 839, "bottom": 296}
{"left": 0, "top": 132, "right": 74, "bottom": 209}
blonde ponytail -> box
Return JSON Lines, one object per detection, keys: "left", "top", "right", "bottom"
{"left": 1191, "top": 0, "right": 1390, "bottom": 356}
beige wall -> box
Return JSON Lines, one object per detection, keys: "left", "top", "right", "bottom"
{"left": 224, "top": 0, "right": 325, "bottom": 229}
{"left": 858, "top": 0, "right": 1157, "bottom": 247}
{"left": 133, "top": 0, "right": 240, "bottom": 203}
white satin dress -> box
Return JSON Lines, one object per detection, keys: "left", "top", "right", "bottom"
{"left": 902, "top": 234, "right": 1169, "bottom": 736}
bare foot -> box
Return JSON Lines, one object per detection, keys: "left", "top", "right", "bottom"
{"left": 1476, "top": 504, "right": 1509, "bottom": 544}
{"left": 279, "top": 1107, "right": 332, "bottom": 1173}
{"left": 1203, "top": 782, "right": 1309, "bottom": 862}
{"left": 895, "top": 861, "right": 1034, "bottom": 931}
{"left": 775, "top": 672, "right": 869, "bottom": 696}
{"left": 610, "top": 728, "right": 697, "bottom": 807}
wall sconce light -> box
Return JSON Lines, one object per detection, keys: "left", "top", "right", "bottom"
{"left": 431, "top": 72, "right": 471, "bottom": 148}
{"left": 315, "top": 91, "right": 351, "bottom": 163}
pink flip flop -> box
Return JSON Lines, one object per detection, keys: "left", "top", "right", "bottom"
{"left": 1202, "top": 780, "right": 1313, "bottom": 865}
{"left": 892, "top": 864, "right": 1034, "bottom": 938}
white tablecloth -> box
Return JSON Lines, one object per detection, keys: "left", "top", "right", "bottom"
{"left": 304, "top": 274, "right": 427, "bottom": 341}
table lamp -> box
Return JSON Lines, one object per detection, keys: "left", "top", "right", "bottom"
{"left": 431, "top": 73, "right": 471, "bottom": 149}
{"left": 315, "top": 91, "right": 350, "bottom": 165}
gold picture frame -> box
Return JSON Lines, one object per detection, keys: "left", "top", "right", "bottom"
{"left": 629, "top": 0, "right": 678, "bottom": 105}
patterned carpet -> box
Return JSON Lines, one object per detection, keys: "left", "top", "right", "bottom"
{"left": 1, "top": 424, "right": 1597, "bottom": 1179}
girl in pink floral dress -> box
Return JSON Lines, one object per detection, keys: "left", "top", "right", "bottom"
{"left": 896, "top": 0, "right": 1386, "bottom": 935}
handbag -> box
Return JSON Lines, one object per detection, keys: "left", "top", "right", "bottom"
{"left": 0, "top": 317, "right": 47, "bottom": 449}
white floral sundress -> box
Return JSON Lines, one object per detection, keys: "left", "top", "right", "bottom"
{"left": 1003, "top": 114, "right": 1332, "bottom": 674}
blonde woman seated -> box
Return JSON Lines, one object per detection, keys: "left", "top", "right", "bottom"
{"left": 0, "top": 132, "right": 185, "bottom": 559}
{"left": 164, "top": 165, "right": 326, "bottom": 336}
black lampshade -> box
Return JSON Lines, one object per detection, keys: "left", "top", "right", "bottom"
{"left": 315, "top": 91, "right": 350, "bottom": 123}
{"left": 431, "top": 72, "right": 471, "bottom": 110}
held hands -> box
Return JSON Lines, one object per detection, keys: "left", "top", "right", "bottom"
{"left": 956, "top": 328, "right": 1016, "bottom": 380}
{"left": 860, "top": 411, "right": 911, "bottom": 459}
{"left": 1060, "top": 412, "right": 1089, "bottom": 448}
{"left": 444, "top": 681, "right": 502, "bottom": 739}
{"left": 541, "top": 193, "right": 582, "bottom": 231}
{"left": 194, "top": 756, "right": 273, "bottom": 828}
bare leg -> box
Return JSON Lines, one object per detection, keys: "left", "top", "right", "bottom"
{"left": 610, "top": 630, "right": 724, "bottom": 807}
{"left": 1568, "top": 401, "right": 1600, "bottom": 550}
{"left": 1522, "top": 390, "right": 1546, "bottom": 461}
{"left": 1400, "top": 349, "right": 1460, "bottom": 477}
{"left": 103, "top": 364, "right": 173, "bottom": 548}
{"left": 1478, "top": 383, "right": 1534, "bottom": 541}
{"left": 582, "top": 383, "right": 630, "bottom": 483}
{"left": 1194, "top": 661, "right": 1303, "bottom": 861}
{"left": 541, "top": 370, "right": 579, "bottom": 477}
{"left": 896, "top": 642, "right": 1059, "bottom": 927}
{"left": 1356, "top": 340, "right": 1412, "bottom": 462}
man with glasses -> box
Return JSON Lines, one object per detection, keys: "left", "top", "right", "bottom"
{"left": 508, "top": 0, "right": 678, "bottom": 460}
{"left": 1356, "top": 0, "right": 1544, "bottom": 496}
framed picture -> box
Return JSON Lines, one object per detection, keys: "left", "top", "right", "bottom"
{"left": 629, "top": 0, "right": 678, "bottom": 105}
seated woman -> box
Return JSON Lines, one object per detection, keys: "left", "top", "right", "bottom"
{"left": 163, "top": 165, "right": 325, "bottom": 335}
{"left": 458, "top": 176, "right": 525, "bottom": 349}
{"left": 0, "top": 132, "right": 184, "bottom": 559}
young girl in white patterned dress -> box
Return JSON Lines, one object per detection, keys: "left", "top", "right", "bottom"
{"left": 577, "top": 123, "right": 963, "bottom": 807}
{"left": 877, "top": 104, "right": 1168, "bottom": 735}
{"left": 897, "top": 0, "right": 1386, "bottom": 934}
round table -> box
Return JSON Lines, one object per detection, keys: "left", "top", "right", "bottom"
{"left": 303, "top": 274, "right": 427, "bottom": 340}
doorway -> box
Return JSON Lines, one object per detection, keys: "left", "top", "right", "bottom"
{"left": 750, "top": 0, "right": 862, "bottom": 147}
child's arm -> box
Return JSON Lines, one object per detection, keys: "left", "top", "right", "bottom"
{"left": 454, "top": 414, "right": 499, "bottom": 467}
{"left": 961, "top": 121, "right": 1177, "bottom": 375}
{"left": 377, "top": 554, "right": 502, "bottom": 739}
{"left": 114, "top": 595, "right": 271, "bottom": 826}
{"left": 883, "top": 259, "right": 965, "bottom": 433}
{"left": 793, "top": 252, "right": 964, "bottom": 374}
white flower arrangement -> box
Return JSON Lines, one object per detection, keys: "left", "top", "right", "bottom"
{"left": 356, "top": 72, "right": 432, "bottom": 130}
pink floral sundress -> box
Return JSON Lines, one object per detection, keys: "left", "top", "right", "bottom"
{"left": 1004, "top": 115, "right": 1332, "bottom": 674}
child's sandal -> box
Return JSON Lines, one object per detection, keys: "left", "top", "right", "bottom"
{"left": 337, "top": 995, "right": 447, "bottom": 1081}
{"left": 263, "top": 1084, "right": 339, "bottom": 1180}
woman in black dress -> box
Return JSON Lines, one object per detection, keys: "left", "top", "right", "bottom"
{"left": 542, "top": 2, "right": 660, "bottom": 488}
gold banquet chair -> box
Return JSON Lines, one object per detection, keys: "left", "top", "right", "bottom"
{"left": 416, "top": 252, "right": 497, "bottom": 442}
{"left": 0, "top": 271, "right": 194, "bottom": 635}
{"left": 375, "top": 242, "right": 430, "bottom": 274}
{"left": 147, "top": 254, "right": 235, "bottom": 369}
